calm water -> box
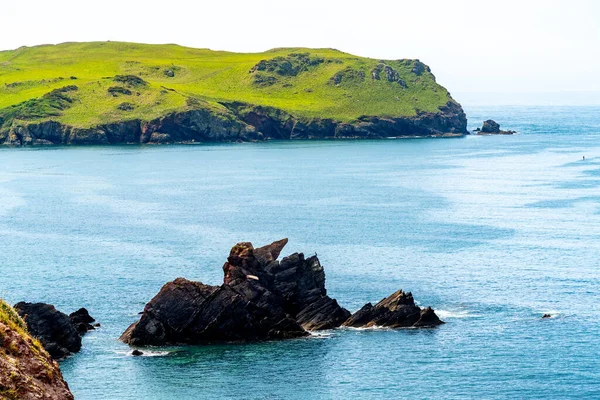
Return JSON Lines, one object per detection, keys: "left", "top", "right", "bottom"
{"left": 1, "top": 106, "right": 600, "bottom": 399}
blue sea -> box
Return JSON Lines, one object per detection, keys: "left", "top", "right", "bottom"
{"left": 1, "top": 106, "right": 599, "bottom": 399}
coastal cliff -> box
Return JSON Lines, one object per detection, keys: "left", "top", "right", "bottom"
{"left": 0, "top": 300, "right": 73, "bottom": 400}
{"left": 0, "top": 42, "right": 467, "bottom": 145}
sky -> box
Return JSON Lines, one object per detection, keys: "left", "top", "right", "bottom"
{"left": 2, "top": 0, "right": 600, "bottom": 105}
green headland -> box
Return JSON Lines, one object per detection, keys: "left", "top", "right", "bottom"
{"left": 0, "top": 42, "right": 467, "bottom": 144}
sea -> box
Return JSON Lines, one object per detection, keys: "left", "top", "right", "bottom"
{"left": 1, "top": 105, "right": 599, "bottom": 399}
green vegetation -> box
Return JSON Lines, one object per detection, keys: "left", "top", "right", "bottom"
{"left": 0, "top": 41, "right": 452, "bottom": 129}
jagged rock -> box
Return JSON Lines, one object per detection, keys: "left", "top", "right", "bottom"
{"left": 478, "top": 119, "right": 515, "bottom": 135}
{"left": 14, "top": 303, "right": 81, "bottom": 360}
{"left": 343, "top": 289, "right": 444, "bottom": 328}
{"left": 542, "top": 314, "right": 552, "bottom": 319}
{"left": 69, "top": 308, "right": 96, "bottom": 335}
{"left": 0, "top": 300, "right": 74, "bottom": 400}
{"left": 131, "top": 349, "right": 144, "bottom": 356}
{"left": 121, "top": 239, "right": 350, "bottom": 346}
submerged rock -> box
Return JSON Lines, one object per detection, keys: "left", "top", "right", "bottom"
{"left": 0, "top": 300, "right": 74, "bottom": 400}
{"left": 343, "top": 289, "right": 444, "bottom": 328}
{"left": 121, "top": 239, "right": 350, "bottom": 346}
{"left": 14, "top": 303, "right": 97, "bottom": 360}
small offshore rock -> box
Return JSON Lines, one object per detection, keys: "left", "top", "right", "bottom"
{"left": 478, "top": 119, "right": 516, "bottom": 135}
{"left": 542, "top": 314, "right": 552, "bottom": 319}
{"left": 132, "top": 349, "right": 144, "bottom": 356}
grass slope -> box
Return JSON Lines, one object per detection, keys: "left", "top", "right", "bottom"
{"left": 0, "top": 42, "right": 452, "bottom": 128}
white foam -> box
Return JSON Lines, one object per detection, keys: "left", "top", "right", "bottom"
{"left": 435, "top": 309, "right": 475, "bottom": 319}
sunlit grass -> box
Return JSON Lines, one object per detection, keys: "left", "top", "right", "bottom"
{"left": 0, "top": 41, "right": 451, "bottom": 128}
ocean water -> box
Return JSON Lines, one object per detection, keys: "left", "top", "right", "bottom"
{"left": 1, "top": 106, "right": 599, "bottom": 399}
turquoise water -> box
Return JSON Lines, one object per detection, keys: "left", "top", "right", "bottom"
{"left": 1, "top": 106, "right": 599, "bottom": 399}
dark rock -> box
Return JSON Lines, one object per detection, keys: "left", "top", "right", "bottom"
{"left": 131, "top": 349, "right": 144, "bottom": 356}
{"left": 14, "top": 302, "right": 82, "bottom": 360}
{"left": 481, "top": 119, "right": 500, "bottom": 133}
{"left": 121, "top": 239, "right": 350, "bottom": 346}
{"left": 343, "top": 289, "right": 444, "bottom": 328}
{"left": 542, "top": 314, "right": 552, "bottom": 319}
{"left": 108, "top": 86, "right": 132, "bottom": 96}
{"left": 117, "top": 102, "right": 135, "bottom": 111}
{"left": 69, "top": 308, "right": 96, "bottom": 335}
{"left": 164, "top": 69, "right": 175, "bottom": 78}
{"left": 478, "top": 119, "right": 516, "bottom": 135}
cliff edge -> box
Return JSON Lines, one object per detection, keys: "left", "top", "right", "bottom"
{"left": 0, "top": 300, "right": 73, "bottom": 400}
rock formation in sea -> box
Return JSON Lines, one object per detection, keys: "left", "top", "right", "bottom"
{"left": 14, "top": 302, "right": 97, "bottom": 360}
{"left": 343, "top": 289, "right": 444, "bottom": 328}
{"left": 475, "top": 119, "right": 516, "bottom": 135}
{"left": 121, "top": 239, "right": 443, "bottom": 346}
{"left": 0, "top": 300, "right": 74, "bottom": 400}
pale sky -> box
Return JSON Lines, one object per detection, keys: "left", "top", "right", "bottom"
{"left": 2, "top": 0, "right": 600, "bottom": 105}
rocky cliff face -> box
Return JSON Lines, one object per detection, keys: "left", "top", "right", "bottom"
{"left": 14, "top": 303, "right": 96, "bottom": 360}
{"left": 0, "top": 100, "right": 468, "bottom": 146}
{"left": 0, "top": 300, "right": 73, "bottom": 400}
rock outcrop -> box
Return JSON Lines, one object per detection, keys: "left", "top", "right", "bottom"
{"left": 14, "top": 302, "right": 96, "bottom": 360}
{"left": 121, "top": 239, "right": 443, "bottom": 347}
{"left": 69, "top": 308, "right": 97, "bottom": 335}
{"left": 343, "top": 289, "right": 444, "bottom": 328}
{"left": 476, "top": 119, "right": 516, "bottom": 135}
{"left": 0, "top": 300, "right": 74, "bottom": 400}
{"left": 121, "top": 239, "right": 350, "bottom": 346}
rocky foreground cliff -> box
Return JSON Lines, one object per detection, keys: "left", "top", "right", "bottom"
{"left": 0, "top": 300, "right": 73, "bottom": 400}
{"left": 0, "top": 42, "right": 468, "bottom": 145}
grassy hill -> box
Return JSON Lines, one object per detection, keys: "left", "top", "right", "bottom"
{"left": 0, "top": 42, "right": 453, "bottom": 127}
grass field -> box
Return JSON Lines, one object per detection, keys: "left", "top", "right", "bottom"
{"left": 0, "top": 42, "right": 452, "bottom": 128}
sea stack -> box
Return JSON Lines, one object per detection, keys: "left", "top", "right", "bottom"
{"left": 121, "top": 239, "right": 443, "bottom": 346}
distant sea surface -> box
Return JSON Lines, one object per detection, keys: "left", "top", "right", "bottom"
{"left": 1, "top": 106, "right": 599, "bottom": 399}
